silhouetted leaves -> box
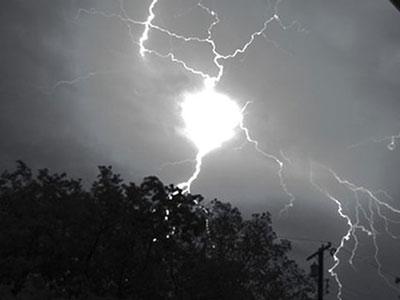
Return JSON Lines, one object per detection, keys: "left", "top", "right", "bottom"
{"left": 0, "top": 162, "right": 314, "bottom": 299}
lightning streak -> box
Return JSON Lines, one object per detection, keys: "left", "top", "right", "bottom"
{"left": 311, "top": 163, "right": 400, "bottom": 299}
{"left": 177, "top": 152, "right": 203, "bottom": 194}
{"left": 329, "top": 168, "right": 400, "bottom": 291}
{"left": 239, "top": 102, "right": 296, "bottom": 212}
{"left": 135, "top": 0, "right": 290, "bottom": 84}
{"left": 139, "top": 0, "right": 159, "bottom": 57}
{"left": 52, "top": 72, "right": 98, "bottom": 92}
{"left": 75, "top": 0, "right": 290, "bottom": 91}
{"left": 310, "top": 166, "right": 351, "bottom": 300}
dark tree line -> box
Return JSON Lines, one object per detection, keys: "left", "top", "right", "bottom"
{"left": 0, "top": 161, "right": 314, "bottom": 299}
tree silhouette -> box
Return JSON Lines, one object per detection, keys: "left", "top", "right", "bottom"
{"left": 0, "top": 162, "right": 314, "bottom": 299}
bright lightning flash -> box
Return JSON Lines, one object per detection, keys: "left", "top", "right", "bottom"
{"left": 178, "top": 83, "right": 243, "bottom": 193}
{"left": 75, "top": 0, "right": 295, "bottom": 205}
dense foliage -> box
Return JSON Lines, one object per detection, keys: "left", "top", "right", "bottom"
{"left": 0, "top": 162, "right": 314, "bottom": 299}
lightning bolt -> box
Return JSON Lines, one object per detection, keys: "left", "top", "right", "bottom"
{"left": 177, "top": 151, "right": 204, "bottom": 194}
{"left": 138, "top": 0, "right": 297, "bottom": 203}
{"left": 311, "top": 162, "right": 400, "bottom": 299}
{"left": 139, "top": 0, "right": 158, "bottom": 57}
{"left": 239, "top": 101, "right": 296, "bottom": 213}
{"left": 69, "top": 0, "right": 293, "bottom": 201}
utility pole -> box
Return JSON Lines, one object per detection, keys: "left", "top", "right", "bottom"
{"left": 306, "top": 242, "right": 331, "bottom": 300}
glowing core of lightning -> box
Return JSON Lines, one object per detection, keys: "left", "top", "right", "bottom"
{"left": 178, "top": 84, "right": 243, "bottom": 193}
{"left": 181, "top": 86, "right": 243, "bottom": 155}
{"left": 76, "top": 0, "right": 294, "bottom": 197}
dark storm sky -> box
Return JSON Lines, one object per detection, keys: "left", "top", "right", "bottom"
{"left": 1, "top": 1, "right": 400, "bottom": 299}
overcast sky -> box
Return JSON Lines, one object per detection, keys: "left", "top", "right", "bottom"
{"left": 1, "top": 0, "right": 400, "bottom": 299}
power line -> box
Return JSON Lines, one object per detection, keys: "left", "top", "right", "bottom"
{"left": 277, "top": 235, "right": 330, "bottom": 244}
